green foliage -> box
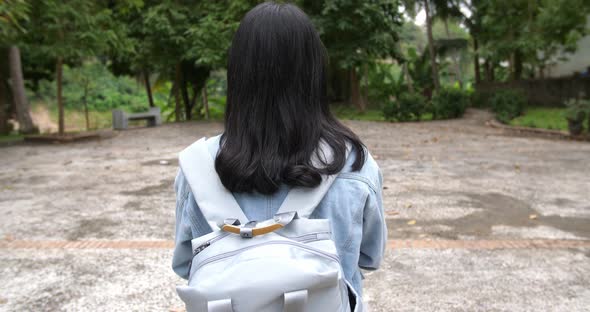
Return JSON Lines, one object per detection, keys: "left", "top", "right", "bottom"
{"left": 383, "top": 92, "right": 427, "bottom": 122}
{"left": 405, "top": 47, "right": 434, "bottom": 93}
{"left": 490, "top": 89, "right": 526, "bottom": 123}
{"left": 431, "top": 87, "right": 469, "bottom": 119}
{"left": 478, "top": 0, "right": 590, "bottom": 79}
{"left": 0, "top": 0, "right": 29, "bottom": 44}
{"left": 302, "top": 0, "right": 403, "bottom": 69}
{"left": 563, "top": 98, "right": 589, "bottom": 121}
{"left": 510, "top": 107, "right": 568, "bottom": 131}
{"left": 365, "top": 62, "right": 405, "bottom": 105}
{"left": 31, "top": 62, "right": 163, "bottom": 113}
{"left": 28, "top": 0, "right": 128, "bottom": 60}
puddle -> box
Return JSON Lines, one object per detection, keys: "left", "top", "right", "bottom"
{"left": 388, "top": 192, "right": 590, "bottom": 240}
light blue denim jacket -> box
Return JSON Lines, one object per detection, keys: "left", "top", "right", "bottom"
{"left": 172, "top": 134, "right": 386, "bottom": 296}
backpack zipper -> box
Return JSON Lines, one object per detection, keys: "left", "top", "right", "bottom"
{"left": 192, "top": 240, "right": 340, "bottom": 273}
{"left": 192, "top": 232, "right": 231, "bottom": 257}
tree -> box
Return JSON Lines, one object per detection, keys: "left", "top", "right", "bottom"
{"left": 8, "top": 46, "right": 36, "bottom": 133}
{"left": 0, "top": 0, "right": 37, "bottom": 134}
{"left": 301, "top": 0, "right": 403, "bottom": 111}
{"left": 456, "top": 0, "right": 590, "bottom": 82}
{"left": 29, "top": 0, "right": 124, "bottom": 134}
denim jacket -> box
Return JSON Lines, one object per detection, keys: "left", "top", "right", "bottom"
{"left": 172, "top": 134, "right": 386, "bottom": 296}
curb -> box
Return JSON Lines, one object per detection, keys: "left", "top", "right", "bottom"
{"left": 486, "top": 119, "right": 590, "bottom": 142}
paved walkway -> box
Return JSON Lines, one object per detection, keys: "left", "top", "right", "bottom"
{"left": 1, "top": 110, "right": 589, "bottom": 311}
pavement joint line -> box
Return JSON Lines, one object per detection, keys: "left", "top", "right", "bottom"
{"left": 0, "top": 239, "right": 589, "bottom": 250}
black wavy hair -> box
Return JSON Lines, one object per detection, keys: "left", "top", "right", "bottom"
{"left": 215, "top": 1, "right": 366, "bottom": 195}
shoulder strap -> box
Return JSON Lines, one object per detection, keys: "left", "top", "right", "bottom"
{"left": 178, "top": 137, "right": 248, "bottom": 226}
{"left": 276, "top": 140, "right": 352, "bottom": 218}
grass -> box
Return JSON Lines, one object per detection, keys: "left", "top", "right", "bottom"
{"left": 510, "top": 107, "right": 569, "bottom": 131}
{"left": 0, "top": 133, "right": 24, "bottom": 144}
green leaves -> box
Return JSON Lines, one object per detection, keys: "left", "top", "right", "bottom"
{"left": 304, "top": 0, "right": 404, "bottom": 69}
{"left": 0, "top": 0, "right": 30, "bottom": 44}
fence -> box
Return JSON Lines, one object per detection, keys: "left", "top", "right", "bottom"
{"left": 476, "top": 76, "right": 590, "bottom": 107}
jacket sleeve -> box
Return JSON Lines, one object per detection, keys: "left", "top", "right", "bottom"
{"left": 358, "top": 168, "right": 387, "bottom": 270}
{"left": 172, "top": 169, "right": 195, "bottom": 280}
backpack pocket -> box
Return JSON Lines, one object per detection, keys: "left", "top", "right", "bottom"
{"left": 179, "top": 239, "right": 349, "bottom": 312}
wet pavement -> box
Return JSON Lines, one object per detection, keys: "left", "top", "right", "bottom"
{"left": 1, "top": 110, "right": 589, "bottom": 311}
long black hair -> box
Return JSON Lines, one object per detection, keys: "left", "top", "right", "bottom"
{"left": 215, "top": 1, "right": 366, "bottom": 195}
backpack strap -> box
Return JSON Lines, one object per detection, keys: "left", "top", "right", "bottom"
{"left": 178, "top": 137, "right": 248, "bottom": 227}
{"left": 276, "top": 140, "right": 352, "bottom": 218}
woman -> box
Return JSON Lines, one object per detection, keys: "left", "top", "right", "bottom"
{"left": 173, "top": 2, "right": 386, "bottom": 310}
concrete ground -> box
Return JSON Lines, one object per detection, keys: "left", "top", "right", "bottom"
{"left": 1, "top": 110, "right": 589, "bottom": 311}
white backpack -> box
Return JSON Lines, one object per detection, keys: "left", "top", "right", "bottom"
{"left": 176, "top": 137, "right": 360, "bottom": 312}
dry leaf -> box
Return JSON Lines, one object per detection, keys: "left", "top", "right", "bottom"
{"left": 386, "top": 211, "right": 399, "bottom": 216}
{"left": 406, "top": 203, "right": 413, "bottom": 209}
{"left": 529, "top": 214, "right": 538, "bottom": 220}
{"left": 407, "top": 220, "right": 416, "bottom": 225}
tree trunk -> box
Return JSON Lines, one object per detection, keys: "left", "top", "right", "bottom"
{"left": 349, "top": 68, "right": 366, "bottom": 112}
{"left": 83, "top": 83, "right": 89, "bottom": 131}
{"left": 8, "top": 46, "right": 36, "bottom": 134}
{"left": 484, "top": 59, "right": 492, "bottom": 82}
{"left": 0, "top": 74, "right": 9, "bottom": 135}
{"left": 174, "top": 63, "right": 182, "bottom": 122}
{"left": 56, "top": 57, "right": 64, "bottom": 135}
{"left": 181, "top": 78, "right": 191, "bottom": 120}
{"left": 424, "top": 0, "right": 440, "bottom": 92}
{"left": 143, "top": 70, "right": 154, "bottom": 108}
{"left": 190, "top": 81, "right": 199, "bottom": 114}
{"left": 473, "top": 37, "right": 481, "bottom": 84}
{"left": 513, "top": 50, "right": 523, "bottom": 81}
{"left": 202, "top": 82, "right": 209, "bottom": 120}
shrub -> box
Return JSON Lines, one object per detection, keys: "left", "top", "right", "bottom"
{"left": 431, "top": 87, "right": 469, "bottom": 120}
{"left": 382, "top": 92, "right": 426, "bottom": 122}
{"left": 490, "top": 89, "right": 526, "bottom": 123}
{"left": 31, "top": 62, "right": 156, "bottom": 113}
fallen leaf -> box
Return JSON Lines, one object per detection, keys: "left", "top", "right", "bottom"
{"left": 529, "top": 214, "right": 538, "bottom": 220}
{"left": 386, "top": 211, "right": 399, "bottom": 216}
{"left": 407, "top": 220, "right": 416, "bottom": 225}
{"left": 406, "top": 203, "right": 413, "bottom": 209}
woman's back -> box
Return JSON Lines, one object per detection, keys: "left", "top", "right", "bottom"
{"left": 172, "top": 2, "right": 386, "bottom": 309}
{"left": 173, "top": 134, "right": 385, "bottom": 296}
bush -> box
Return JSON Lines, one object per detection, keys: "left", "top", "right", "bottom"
{"left": 31, "top": 62, "right": 160, "bottom": 113}
{"left": 431, "top": 87, "right": 469, "bottom": 119}
{"left": 382, "top": 92, "right": 427, "bottom": 122}
{"left": 490, "top": 89, "right": 526, "bottom": 123}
